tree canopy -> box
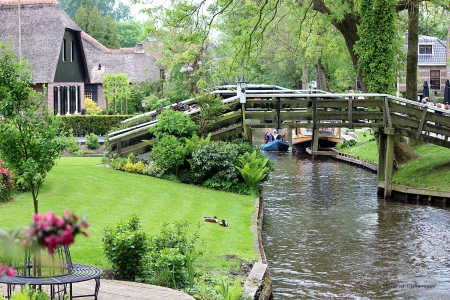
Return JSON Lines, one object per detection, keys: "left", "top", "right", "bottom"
{"left": 138, "top": 0, "right": 449, "bottom": 96}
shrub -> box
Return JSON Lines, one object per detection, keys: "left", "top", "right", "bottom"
{"left": 140, "top": 221, "right": 201, "bottom": 289}
{"left": 86, "top": 133, "right": 100, "bottom": 150}
{"left": 150, "top": 109, "right": 198, "bottom": 140}
{"left": 338, "top": 139, "right": 357, "bottom": 149}
{"left": 65, "top": 134, "right": 80, "bottom": 153}
{"left": 146, "top": 160, "right": 166, "bottom": 178}
{"left": 59, "top": 115, "right": 129, "bottom": 136}
{"left": 110, "top": 157, "right": 127, "bottom": 170}
{"left": 102, "top": 215, "right": 148, "bottom": 280}
{"left": 191, "top": 141, "right": 240, "bottom": 191}
{"left": 123, "top": 158, "right": 147, "bottom": 174}
{"left": 151, "top": 135, "right": 187, "bottom": 175}
{"left": 0, "top": 160, "right": 14, "bottom": 203}
{"left": 84, "top": 98, "right": 102, "bottom": 115}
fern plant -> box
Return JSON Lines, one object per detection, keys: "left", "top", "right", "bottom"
{"left": 215, "top": 278, "right": 244, "bottom": 300}
{"left": 235, "top": 150, "right": 270, "bottom": 195}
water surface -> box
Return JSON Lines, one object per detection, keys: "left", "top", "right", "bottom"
{"left": 261, "top": 152, "right": 450, "bottom": 299}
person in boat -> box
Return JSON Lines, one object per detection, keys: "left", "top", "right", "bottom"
{"left": 265, "top": 129, "right": 274, "bottom": 143}
{"left": 281, "top": 129, "right": 287, "bottom": 141}
{"left": 273, "top": 129, "right": 281, "bottom": 140}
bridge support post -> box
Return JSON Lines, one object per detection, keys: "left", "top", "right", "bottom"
{"left": 241, "top": 103, "right": 247, "bottom": 140}
{"left": 384, "top": 129, "right": 395, "bottom": 200}
{"left": 377, "top": 129, "right": 386, "bottom": 194}
{"left": 312, "top": 129, "right": 320, "bottom": 153}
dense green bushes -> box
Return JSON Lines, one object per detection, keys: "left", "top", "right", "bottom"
{"left": 59, "top": 115, "right": 131, "bottom": 136}
{"left": 105, "top": 110, "right": 273, "bottom": 195}
{"left": 102, "top": 216, "right": 200, "bottom": 288}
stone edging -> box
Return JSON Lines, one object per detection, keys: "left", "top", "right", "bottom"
{"left": 243, "top": 197, "right": 272, "bottom": 299}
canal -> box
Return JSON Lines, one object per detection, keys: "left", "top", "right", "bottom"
{"left": 261, "top": 152, "right": 450, "bottom": 299}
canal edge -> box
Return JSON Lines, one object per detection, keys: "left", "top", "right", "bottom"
{"left": 332, "top": 150, "right": 450, "bottom": 207}
{"left": 244, "top": 195, "right": 273, "bottom": 299}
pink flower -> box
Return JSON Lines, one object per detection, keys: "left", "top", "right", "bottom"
{"left": 0, "top": 265, "right": 16, "bottom": 277}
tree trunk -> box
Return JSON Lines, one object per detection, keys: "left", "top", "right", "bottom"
{"left": 302, "top": 65, "right": 309, "bottom": 89}
{"left": 316, "top": 59, "right": 328, "bottom": 91}
{"left": 394, "top": 135, "right": 419, "bottom": 167}
{"left": 311, "top": 0, "right": 368, "bottom": 92}
{"left": 406, "top": 2, "right": 419, "bottom": 102}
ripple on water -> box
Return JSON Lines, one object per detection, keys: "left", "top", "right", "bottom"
{"left": 261, "top": 154, "right": 450, "bottom": 299}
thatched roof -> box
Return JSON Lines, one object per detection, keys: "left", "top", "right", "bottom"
{"left": 0, "top": 0, "right": 161, "bottom": 85}
{"left": 82, "top": 32, "right": 161, "bottom": 84}
{"left": 0, "top": 0, "right": 82, "bottom": 83}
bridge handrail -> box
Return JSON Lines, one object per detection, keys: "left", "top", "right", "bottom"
{"left": 108, "top": 108, "right": 201, "bottom": 141}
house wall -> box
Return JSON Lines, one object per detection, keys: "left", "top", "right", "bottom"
{"left": 46, "top": 82, "right": 85, "bottom": 114}
{"left": 54, "top": 31, "right": 86, "bottom": 82}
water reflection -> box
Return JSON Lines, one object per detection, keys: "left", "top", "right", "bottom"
{"left": 261, "top": 153, "right": 450, "bottom": 299}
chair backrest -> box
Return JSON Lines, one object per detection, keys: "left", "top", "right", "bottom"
{"left": 13, "top": 246, "right": 73, "bottom": 277}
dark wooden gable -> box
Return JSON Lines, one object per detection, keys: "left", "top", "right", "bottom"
{"left": 54, "top": 30, "right": 86, "bottom": 82}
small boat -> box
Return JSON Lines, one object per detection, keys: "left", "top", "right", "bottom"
{"left": 261, "top": 139, "right": 290, "bottom": 151}
{"left": 292, "top": 122, "right": 343, "bottom": 153}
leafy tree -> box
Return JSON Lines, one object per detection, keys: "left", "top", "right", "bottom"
{"left": 87, "top": 7, "right": 104, "bottom": 39}
{"left": 355, "top": 0, "right": 397, "bottom": 94}
{"left": 151, "top": 135, "right": 187, "bottom": 175}
{"left": 102, "top": 15, "right": 121, "bottom": 49}
{"left": 191, "top": 92, "right": 227, "bottom": 137}
{"left": 0, "top": 41, "right": 68, "bottom": 213}
{"left": 103, "top": 73, "right": 130, "bottom": 114}
{"left": 74, "top": 4, "right": 89, "bottom": 31}
{"left": 149, "top": 109, "right": 198, "bottom": 140}
{"left": 116, "top": 21, "right": 143, "bottom": 47}
{"left": 418, "top": 7, "right": 450, "bottom": 40}
{"left": 59, "top": 0, "right": 131, "bottom": 21}
{"left": 111, "top": 1, "right": 132, "bottom": 22}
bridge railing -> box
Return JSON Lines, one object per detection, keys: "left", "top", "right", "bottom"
{"left": 107, "top": 88, "right": 450, "bottom": 156}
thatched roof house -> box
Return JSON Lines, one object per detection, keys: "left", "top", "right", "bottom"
{"left": 0, "top": 0, "right": 162, "bottom": 112}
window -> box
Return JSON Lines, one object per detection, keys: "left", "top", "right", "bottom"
{"left": 430, "top": 70, "right": 440, "bottom": 90}
{"left": 70, "top": 40, "right": 74, "bottom": 62}
{"left": 62, "top": 39, "right": 66, "bottom": 62}
{"left": 419, "top": 44, "right": 432, "bottom": 54}
{"left": 84, "top": 92, "right": 93, "bottom": 100}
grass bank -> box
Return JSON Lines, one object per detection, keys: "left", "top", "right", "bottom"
{"left": 0, "top": 157, "right": 258, "bottom": 275}
{"left": 339, "top": 130, "right": 450, "bottom": 191}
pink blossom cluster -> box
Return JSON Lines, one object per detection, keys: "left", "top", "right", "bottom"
{"left": 23, "top": 211, "right": 89, "bottom": 255}
{"left": 0, "top": 160, "right": 14, "bottom": 202}
{"left": 0, "top": 265, "right": 15, "bottom": 277}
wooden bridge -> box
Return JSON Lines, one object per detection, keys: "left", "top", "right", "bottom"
{"left": 108, "top": 84, "right": 450, "bottom": 199}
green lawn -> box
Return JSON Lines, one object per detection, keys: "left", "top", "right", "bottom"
{"left": 393, "top": 143, "right": 450, "bottom": 190}
{"left": 339, "top": 132, "right": 450, "bottom": 191}
{"left": 0, "top": 157, "right": 258, "bottom": 274}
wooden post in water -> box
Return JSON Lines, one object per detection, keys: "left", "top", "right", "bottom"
{"left": 384, "top": 129, "right": 395, "bottom": 199}
{"left": 377, "top": 129, "right": 386, "bottom": 194}
{"left": 311, "top": 96, "right": 319, "bottom": 154}
{"left": 276, "top": 97, "right": 281, "bottom": 130}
